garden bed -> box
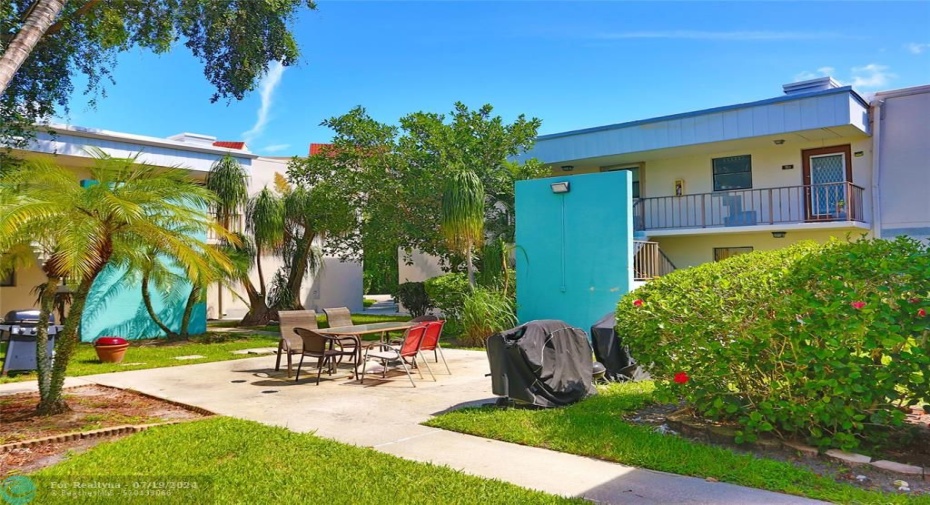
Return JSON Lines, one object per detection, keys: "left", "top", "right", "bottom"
{"left": 0, "top": 385, "right": 212, "bottom": 476}
{"left": 625, "top": 402, "right": 929, "bottom": 495}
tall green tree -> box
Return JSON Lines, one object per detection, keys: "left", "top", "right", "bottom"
{"left": 288, "top": 103, "right": 546, "bottom": 272}
{"left": 441, "top": 169, "right": 485, "bottom": 286}
{"left": 206, "top": 157, "right": 283, "bottom": 326}
{"left": 0, "top": 152, "right": 232, "bottom": 414}
{"left": 0, "top": 0, "right": 316, "bottom": 147}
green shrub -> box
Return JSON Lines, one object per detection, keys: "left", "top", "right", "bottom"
{"left": 424, "top": 273, "right": 470, "bottom": 324}
{"left": 460, "top": 287, "right": 517, "bottom": 347}
{"left": 395, "top": 281, "right": 433, "bottom": 318}
{"left": 617, "top": 237, "right": 930, "bottom": 450}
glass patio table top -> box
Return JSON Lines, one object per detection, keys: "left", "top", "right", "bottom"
{"left": 316, "top": 321, "right": 416, "bottom": 336}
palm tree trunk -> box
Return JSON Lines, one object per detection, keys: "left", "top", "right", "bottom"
{"left": 37, "top": 275, "right": 92, "bottom": 415}
{"left": 140, "top": 272, "right": 179, "bottom": 339}
{"left": 0, "top": 0, "right": 68, "bottom": 95}
{"left": 239, "top": 277, "right": 273, "bottom": 326}
{"left": 35, "top": 276, "right": 59, "bottom": 402}
{"left": 466, "top": 241, "right": 475, "bottom": 287}
{"left": 255, "top": 244, "right": 266, "bottom": 298}
{"left": 284, "top": 233, "right": 315, "bottom": 309}
{"left": 179, "top": 284, "right": 200, "bottom": 338}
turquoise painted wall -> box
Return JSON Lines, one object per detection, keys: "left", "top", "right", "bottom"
{"left": 78, "top": 180, "right": 207, "bottom": 341}
{"left": 515, "top": 171, "right": 633, "bottom": 332}
{"left": 80, "top": 262, "right": 206, "bottom": 342}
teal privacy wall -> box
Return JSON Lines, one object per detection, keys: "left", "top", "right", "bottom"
{"left": 79, "top": 179, "right": 207, "bottom": 341}
{"left": 81, "top": 263, "right": 207, "bottom": 342}
{"left": 515, "top": 171, "right": 633, "bottom": 332}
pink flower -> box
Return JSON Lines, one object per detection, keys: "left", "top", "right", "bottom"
{"left": 673, "top": 372, "right": 690, "bottom": 384}
{"left": 910, "top": 298, "right": 921, "bottom": 304}
{"left": 632, "top": 299, "right": 644, "bottom": 307}
{"left": 850, "top": 301, "right": 866, "bottom": 310}
{"left": 919, "top": 308, "right": 927, "bottom": 317}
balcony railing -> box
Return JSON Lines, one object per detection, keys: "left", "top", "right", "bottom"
{"left": 633, "top": 240, "right": 676, "bottom": 280}
{"left": 633, "top": 182, "right": 865, "bottom": 232}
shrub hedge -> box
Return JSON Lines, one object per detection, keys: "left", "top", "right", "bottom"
{"left": 617, "top": 237, "right": 930, "bottom": 450}
{"left": 395, "top": 281, "right": 433, "bottom": 318}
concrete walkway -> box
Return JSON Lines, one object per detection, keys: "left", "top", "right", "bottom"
{"left": 2, "top": 351, "right": 826, "bottom": 504}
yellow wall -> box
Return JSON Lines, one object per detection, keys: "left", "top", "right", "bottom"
{"left": 655, "top": 229, "right": 869, "bottom": 269}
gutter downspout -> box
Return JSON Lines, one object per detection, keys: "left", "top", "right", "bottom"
{"left": 870, "top": 99, "right": 884, "bottom": 239}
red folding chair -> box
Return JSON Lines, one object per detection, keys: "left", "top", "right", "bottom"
{"left": 419, "top": 320, "right": 450, "bottom": 374}
{"left": 360, "top": 323, "right": 434, "bottom": 387}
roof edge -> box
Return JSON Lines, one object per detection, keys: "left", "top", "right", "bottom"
{"left": 537, "top": 86, "right": 867, "bottom": 142}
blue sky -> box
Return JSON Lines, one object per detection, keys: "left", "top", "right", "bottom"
{"left": 61, "top": 1, "right": 930, "bottom": 157}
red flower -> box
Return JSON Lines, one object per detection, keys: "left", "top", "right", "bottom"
{"left": 850, "top": 301, "right": 866, "bottom": 310}
{"left": 919, "top": 308, "right": 927, "bottom": 317}
{"left": 673, "top": 372, "right": 689, "bottom": 384}
{"left": 632, "top": 299, "right": 644, "bottom": 307}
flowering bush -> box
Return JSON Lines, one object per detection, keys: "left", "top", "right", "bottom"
{"left": 617, "top": 237, "right": 930, "bottom": 450}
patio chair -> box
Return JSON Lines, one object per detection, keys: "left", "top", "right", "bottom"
{"left": 360, "top": 323, "right": 434, "bottom": 387}
{"left": 323, "top": 307, "right": 353, "bottom": 328}
{"left": 419, "top": 320, "right": 450, "bottom": 374}
{"left": 294, "top": 328, "right": 359, "bottom": 385}
{"left": 319, "top": 306, "right": 361, "bottom": 364}
{"left": 276, "top": 310, "right": 319, "bottom": 378}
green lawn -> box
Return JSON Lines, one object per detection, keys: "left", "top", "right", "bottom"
{"left": 0, "top": 332, "right": 280, "bottom": 384}
{"left": 425, "top": 382, "right": 929, "bottom": 505}
{"left": 27, "top": 417, "right": 582, "bottom": 504}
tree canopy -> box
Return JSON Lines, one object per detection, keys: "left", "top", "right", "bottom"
{"left": 0, "top": 0, "right": 316, "bottom": 147}
{"left": 286, "top": 102, "right": 547, "bottom": 271}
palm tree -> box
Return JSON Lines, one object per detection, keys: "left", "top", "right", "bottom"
{"left": 441, "top": 169, "right": 485, "bottom": 286}
{"left": 205, "top": 155, "right": 283, "bottom": 326}
{"left": 0, "top": 151, "right": 232, "bottom": 415}
{"left": 0, "top": 0, "right": 67, "bottom": 94}
{"left": 238, "top": 187, "right": 284, "bottom": 324}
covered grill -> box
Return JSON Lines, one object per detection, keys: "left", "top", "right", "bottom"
{"left": 590, "top": 312, "right": 648, "bottom": 382}
{"left": 486, "top": 320, "right": 595, "bottom": 408}
{"left": 1, "top": 309, "right": 60, "bottom": 375}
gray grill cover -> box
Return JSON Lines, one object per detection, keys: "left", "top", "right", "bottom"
{"left": 486, "top": 320, "right": 595, "bottom": 408}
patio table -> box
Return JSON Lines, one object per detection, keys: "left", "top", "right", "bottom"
{"left": 316, "top": 321, "right": 417, "bottom": 377}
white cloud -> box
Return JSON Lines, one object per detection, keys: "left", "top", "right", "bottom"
{"left": 594, "top": 30, "right": 844, "bottom": 41}
{"left": 242, "top": 61, "right": 285, "bottom": 144}
{"left": 904, "top": 42, "right": 930, "bottom": 54}
{"left": 849, "top": 64, "right": 895, "bottom": 89}
{"left": 262, "top": 143, "right": 291, "bottom": 153}
{"left": 792, "top": 64, "right": 895, "bottom": 91}
{"left": 794, "top": 67, "right": 835, "bottom": 81}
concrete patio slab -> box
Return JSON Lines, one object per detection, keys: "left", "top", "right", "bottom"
{"left": 2, "top": 350, "right": 828, "bottom": 504}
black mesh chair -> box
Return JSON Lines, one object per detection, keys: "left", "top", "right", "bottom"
{"left": 294, "top": 328, "right": 358, "bottom": 385}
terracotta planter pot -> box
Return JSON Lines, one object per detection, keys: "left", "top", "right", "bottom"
{"left": 94, "top": 337, "right": 129, "bottom": 364}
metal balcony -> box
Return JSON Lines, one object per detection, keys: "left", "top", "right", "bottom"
{"left": 633, "top": 182, "right": 865, "bottom": 232}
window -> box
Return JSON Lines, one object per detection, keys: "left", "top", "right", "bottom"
{"left": 712, "top": 155, "right": 752, "bottom": 191}
{"left": 714, "top": 247, "right": 753, "bottom": 262}
{"left": 0, "top": 269, "right": 14, "bottom": 287}
{"left": 601, "top": 164, "right": 641, "bottom": 198}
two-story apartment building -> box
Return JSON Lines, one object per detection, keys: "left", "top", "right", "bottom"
{"left": 524, "top": 77, "right": 929, "bottom": 272}
{"left": 1, "top": 125, "right": 363, "bottom": 339}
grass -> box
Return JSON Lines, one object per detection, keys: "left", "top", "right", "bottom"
{"left": 363, "top": 297, "right": 377, "bottom": 307}
{"left": 27, "top": 417, "right": 582, "bottom": 504}
{"left": 425, "top": 382, "right": 930, "bottom": 505}
{"left": 0, "top": 332, "right": 280, "bottom": 384}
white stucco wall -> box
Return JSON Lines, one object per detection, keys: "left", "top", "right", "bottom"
{"left": 873, "top": 86, "right": 930, "bottom": 241}
{"left": 398, "top": 249, "right": 445, "bottom": 283}
{"left": 204, "top": 156, "right": 364, "bottom": 318}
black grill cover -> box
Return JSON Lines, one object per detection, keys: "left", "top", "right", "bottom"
{"left": 590, "top": 312, "right": 636, "bottom": 381}
{"left": 486, "top": 320, "right": 595, "bottom": 408}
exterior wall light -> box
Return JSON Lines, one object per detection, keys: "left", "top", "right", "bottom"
{"left": 550, "top": 181, "right": 571, "bottom": 194}
{"left": 772, "top": 231, "right": 787, "bottom": 238}
{"left": 560, "top": 165, "right": 575, "bottom": 171}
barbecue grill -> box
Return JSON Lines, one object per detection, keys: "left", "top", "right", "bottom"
{"left": 1, "top": 309, "right": 61, "bottom": 375}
